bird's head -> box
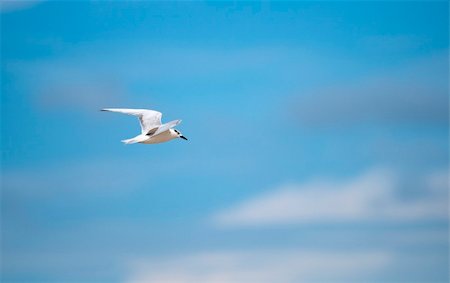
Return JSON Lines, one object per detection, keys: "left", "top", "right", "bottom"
{"left": 173, "top": 129, "right": 188, "bottom": 140}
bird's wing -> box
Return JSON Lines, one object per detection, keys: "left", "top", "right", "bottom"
{"left": 102, "top": 108, "right": 162, "bottom": 134}
{"left": 152, "top": 119, "right": 182, "bottom": 137}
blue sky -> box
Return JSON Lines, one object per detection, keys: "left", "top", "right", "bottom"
{"left": 1, "top": 1, "right": 448, "bottom": 282}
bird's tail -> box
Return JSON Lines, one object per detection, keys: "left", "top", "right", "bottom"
{"left": 121, "top": 138, "right": 138, "bottom": 144}
{"left": 121, "top": 134, "right": 148, "bottom": 145}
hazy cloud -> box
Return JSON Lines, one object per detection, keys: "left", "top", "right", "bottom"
{"left": 1, "top": 159, "right": 153, "bottom": 200}
{"left": 8, "top": 60, "right": 127, "bottom": 113}
{"left": 9, "top": 43, "right": 290, "bottom": 113}
{"left": 125, "top": 249, "right": 391, "bottom": 283}
{"left": 291, "top": 52, "right": 448, "bottom": 127}
{"left": 0, "top": 0, "right": 41, "bottom": 13}
{"left": 213, "top": 169, "right": 448, "bottom": 228}
{"left": 359, "top": 34, "right": 426, "bottom": 53}
{"left": 9, "top": 41, "right": 351, "bottom": 115}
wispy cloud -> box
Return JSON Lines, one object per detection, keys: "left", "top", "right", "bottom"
{"left": 213, "top": 169, "right": 448, "bottom": 228}
{"left": 125, "top": 249, "right": 391, "bottom": 283}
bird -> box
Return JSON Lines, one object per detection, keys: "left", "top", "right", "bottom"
{"left": 101, "top": 108, "right": 187, "bottom": 144}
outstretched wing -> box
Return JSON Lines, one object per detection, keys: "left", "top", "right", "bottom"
{"left": 102, "top": 108, "right": 162, "bottom": 134}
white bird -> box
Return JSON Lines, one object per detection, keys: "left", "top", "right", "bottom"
{"left": 101, "top": 108, "right": 188, "bottom": 144}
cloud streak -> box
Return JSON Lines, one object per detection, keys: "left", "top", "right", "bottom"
{"left": 125, "top": 249, "right": 391, "bottom": 283}
{"left": 213, "top": 169, "right": 448, "bottom": 228}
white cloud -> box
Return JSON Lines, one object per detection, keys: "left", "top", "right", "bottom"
{"left": 213, "top": 169, "right": 448, "bottom": 228}
{"left": 125, "top": 249, "right": 391, "bottom": 283}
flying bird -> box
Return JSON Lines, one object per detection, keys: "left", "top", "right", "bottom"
{"left": 101, "top": 108, "right": 187, "bottom": 144}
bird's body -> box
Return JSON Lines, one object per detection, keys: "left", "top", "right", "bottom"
{"left": 125, "top": 129, "right": 180, "bottom": 144}
{"left": 101, "top": 108, "right": 187, "bottom": 144}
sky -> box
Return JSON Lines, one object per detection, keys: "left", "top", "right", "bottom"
{"left": 1, "top": 1, "right": 448, "bottom": 282}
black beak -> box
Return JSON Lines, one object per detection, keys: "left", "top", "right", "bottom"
{"left": 180, "top": 136, "right": 188, "bottom": 140}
